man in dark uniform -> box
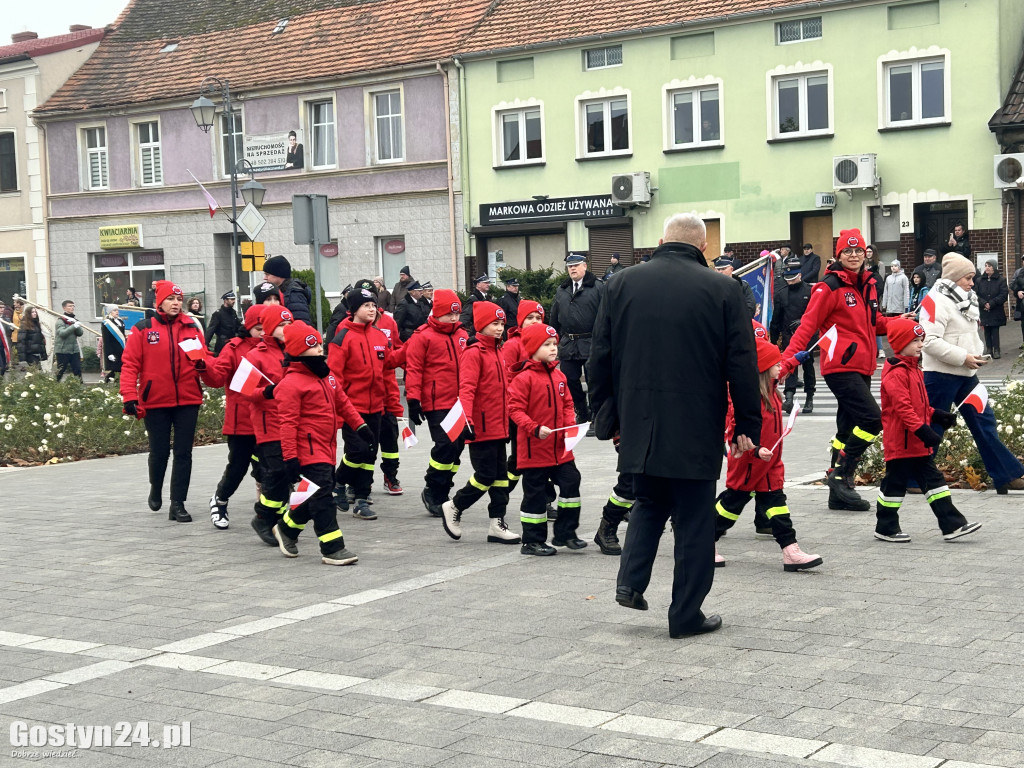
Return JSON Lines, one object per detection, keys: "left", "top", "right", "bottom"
{"left": 550, "top": 252, "right": 603, "bottom": 426}
{"left": 460, "top": 274, "right": 491, "bottom": 338}
{"left": 498, "top": 278, "right": 521, "bottom": 337}
{"left": 395, "top": 281, "right": 429, "bottom": 342}
{"left": 800, "top": 243, "right": 821, "bottom": 284}
{"left": 771, "top": 256, "right": 816, "bottom": 414}
{"left": 714, "top": 256, "right": 757, "bottom": 318}
{"left": 205, "top": 291, "right": 242, "bottom": 356}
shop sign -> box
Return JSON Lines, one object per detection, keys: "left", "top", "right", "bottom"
{"left": 815, "top": 193, "right": 837, "bottom": 209}
{"left": 99, "top": 225, "right": 143, "bottom": 250}
{"left": 384, "top": 239, "right": 405, "bottom": 254}
{"left": 480, "top": 195, "right": 623, "bottom": 226}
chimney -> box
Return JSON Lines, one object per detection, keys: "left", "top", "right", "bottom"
{"left": 12, "top": 31, "right": 39, "bottom": 43}
{"left": 69, "top": 25, "right": 91, "bottom": 32}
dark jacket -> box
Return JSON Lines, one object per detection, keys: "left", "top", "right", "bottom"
{"left": 949, "top": 233, "right": 972, "bottom": 258}
{"left": 588, "top": 241, "right": 761, "bottom": 480}
{"left": 734, "top": 275, "right": 757, "bottom": 319}
{"left": 770, "top": 278, "right": 813, "bottom": 344}
{"left": 498, "top": 290, "right": 521, "bottom": 334}
{"left": 17, "top": 319, "right": 46, "bottom": 364}
{"left": 280, "top": 278, "right": 312, "bottom": 324}
{"left": 392, "top": 278, "right": 413, "bottom": 309}
{"left": 800, "top": 252, "right": 821, "bottom": 284}
{"left": 325, "top": 301, "right": 349, "bottom": 343}
{"left": 549, "top": 270, "right": 604, "bottom": 360}
{"left": 101, "top": 317, "right": 127, "bottom": 373}
{"left": 976, "top": 270, "right": 1008, "bottom": 327}
{"left": 912, "top": 261, "right": 942, "bottom": 289}
{"left": 205, "top": 304, "right": 242, "bottom": 355}
{"left": 602, "top": 263, "right": 626, "bottom": 280}
{"left": 395, "top": 294, "right": 430, "bottom": 342}
{"left": 1011, "top": 267, "right": 1024, "bottom": 313}
{"left": 459, "top": 288, "right": 489, "bottom": 337}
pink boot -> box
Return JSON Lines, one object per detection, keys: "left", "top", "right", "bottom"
{"left": 782, "top": 543, "right": 822, "bottom": 572}
{"left": 715, "top": 547, "right": 725, "bottom": 568}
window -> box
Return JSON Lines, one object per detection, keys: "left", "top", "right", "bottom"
{"left": 0, "top": 89, "right": 7, "bottom": 110}
{"left": 497, "top": 108, "right": 543, "bottom": 166}
{"left": 582, "top": 97, "right": 630, "bottom": 157}
{"left": 82, "top": 126, "right": 108, "bottom": 190}
{"left": 773, "top": 72, "right": 830, "bottom": 138}
{"left": 668, "top": 85, "right": 721, "bottom": 148}
{"left": 135, "top": 121, "right": 162, "bottom": 186}
{"left": 884, "top": 57, "right": 946, "bottom": 126}
{"left": 377, "top": 236, "right": 406, "bottom": 289}
{"left": 220, "top": 112, "right": 243, "bottom": 177}
{"left": 776, "top": 17, "right": 822, "bottom": 44}
{"left": 0, "top": 132, "right": 16, "bottom": 192}
{"left": 307, "top": 99, "right": 336, "bottom": 168}
{"left": 584, "top": 45, "right": 622, "bottom": 70}
{"left": 372, "top": 90, "right": 403, "bottom": 162}
{"left": 92, "top": 251, "right": 165, "bottom": 316}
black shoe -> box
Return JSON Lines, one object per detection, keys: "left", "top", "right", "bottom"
{"left": 585, "top": 423, "right": 596, "bottom": 437}
{"left": 670, "top": 614, "right": 723, "bottom": 638}
{"left": 615, "top": 586, "right": 648, "bottom": 611}
{"left": 552, "top": 537, "right": 588, "bottom": 550}
{"left": 826, "top": 469, "right": 870, "bottom": 511}
{"left": 803, "top": 394, "right": 814, "bottom": 414}
{"left": 334, "top": 485, "right": 349, "bottom": 512}
{"left": 352, "top": 499, "right": 377, "bottom": 520}
{"left": 782, "top": 392, "right": 794, "bottom": 414}
{"left": 272, "top": 524, "right": 298, "bottom": 558}
{"left": 993, "top": 347, "right": 1001, "bottom": 359}
{"left": 520, "top": 542, "right": 556, "bottom": 556}
{"left": 421, "top": 488, "right": 443, "bottom": 517}
{"left": 168, "top": 501, "right": 192, "bottom": 523}
{"left": 251, "top": 515, "right": 277, "bottom": 545}
{"left": 594, "top": 519, "right": 621, "bottom": 555}
{"left": 148, "top": 487, "right": 162, "bottom": 511}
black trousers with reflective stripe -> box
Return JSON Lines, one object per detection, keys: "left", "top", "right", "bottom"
{"left": 254, "top": 440, "right": 289, "bottom": 525}
{"left": 521, "top": 461, "right": 582, "bottom": 544}
{"left": 423, "top": 409, "right": 465, "bottom": 504}
{"left": 379, "top": 412, "right": 400, "bottom": 480}
{"left": 714, "top": 488, "right": 796, "bottom": 549}
{"left": 508, "top": 420, "right": 556, "bottom": 504}
{"left": 452, "top": 439, "right": 508, "bottom": 518}
{"left": 144, "top": 404, "right": 201, "bottom": 503}
{"left": 216, "top": 434, "right": 259, "bottom": 502}
{"left": 823, "top": 372, "right": 882, "bottom": 463}
{"left": 277, "top": 463, "right": 345, "bottom": 555}
{"left": 601, "top": 472, "right": 635, "bottom": 525}
{"left": 876, "top": 456, "right": 966, "bottom": 536}
{"left": 337, "top": 412, "right": 382, "bottom": 500}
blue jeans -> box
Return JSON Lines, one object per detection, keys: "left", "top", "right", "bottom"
{"left": 924, "top": 372, "right": 1024, "bottom": 489}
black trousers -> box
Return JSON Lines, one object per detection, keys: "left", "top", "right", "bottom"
{"left": 822, "top": 372, "right": 882, "bottom": 465}
{"left": 507, "top": 421, "right": 557, "bottom": 503}
{"left": 277, "top": 463, "right": 346, "bottom": 555}
{"left": 617, "top": 475, "right": 716, "bottom": 635}
{"left": 254, "top": 441, "right": 289, "bottom": 526}
{"left": 144, "top": 405, "right": 201, "bottom": 503}
{"left": 877, "top": 456, "right": 967, "bottom": 536}
{"left": 423, "top": 409, "right": 465, "bottom": 504}
{"left": 559, "top": 358, "right": 590, "bottom": 421}
{"left": 379, "top": 412, "right": 400, "bottom": 480}
{"left": 452, "top": 439, "right": 508, "bottom": 518}
{"left": 55, "top": 353, "right": 82, "bottom": 381}
{"left": 783, "top": 336, "right": 816, "bottom": 396}
{"left": 715, "top": 488, "right": 797, "bottom": 548}
{"left": 337, "top": 412, "right": 382, "bottom": 499}
{"left": 216, "top": 434, "right": 259, "bottom": 502}
{"left": 520, "top": 461, "right": 582, "bottom": 544}
{"left": 982, "top": 325, "right": 1001, "bottom": 351}
{"left": 601, "top": 472, "right": 635, "bottom": 525}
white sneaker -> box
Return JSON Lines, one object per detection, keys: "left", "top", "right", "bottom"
{"left": 714, "top": 547, "right": 725, "bottom": 568}
{"left": 874, "top": 531, "right": 911, "bottom": 543}
{"left": 487, "top": 517, "right": 521, "bottom": 544}
{"left": 209, "top": 495, "right": 229, "bottom": 529}
{"left": 944, "top": 521, "right": 982, "bottom": 541}
{"left": 441, "top": 500, "right": 462, "bottom": 540}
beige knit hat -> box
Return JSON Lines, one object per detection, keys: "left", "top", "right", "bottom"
{"left": 941, "top": 253, "right": 975, "bottom": 282}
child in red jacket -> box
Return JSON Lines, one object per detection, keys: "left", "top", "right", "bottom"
{"left": 404, "top": 290, "right": 469, "bottom": 516}
{"left": 375, "top": 308, "right": 406, "bottom": 496}
{"left": 441, "top": 301, "right": 520, "bottom": 544}
{"left": 876, "top": 319, "right": 980, "bottom": 542}
{"left": 715, "top": 339, "right": 823, "bottom": 571}
{"left": 509, "top": 324, "right": 586, "bottom": 555}
{"left": 273, "top": 322, "right": 369, "bottom": 565}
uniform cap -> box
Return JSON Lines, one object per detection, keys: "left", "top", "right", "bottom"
{"left": 887, "top": 318, "right": 925, "bottom": 354}
{"left": 283, "top": 321, "right": 322, "bottom": 357}
{"left": 522, "top": 323, "right": 558, "bottom": 359}
{"left": 755, "top": 338, "right": 782, "bottom": 373}
{"left": 473, "top": 274, "right": 491, "bottom": 285}
{"left": 261, "top": 305, "right": 293, "bottom": 337}
{"left": 504, "top": 278, "right": 519, "bottom": 287}
{"left": 221, "top": 291, "right": 236, "bottom": 300}
{"left": 564, "top": 252, "right": 587, "bottom": 265}
{"left": 431, "top": 289, "right": 461, "bottom": 318}
{"left": 407, "top": 281, "right": 423, "bottom": 291}
{"left": 472, "top": 300, "right": 505, "bottom": 332}
{"left": 713, "top": 256, "right": 735, "bottom": 269}
{"left": 421, "top": 281, "right": 433, "bottom": 290}
{"left": 782, "top": 256, "right": 803, "bottom": 278}
{"left": 517, "top": 300, "right": 544, "bottom": 326}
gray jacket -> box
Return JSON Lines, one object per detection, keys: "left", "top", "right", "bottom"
{"left": 54, "top": 313, "right": 84, "bottom": 356}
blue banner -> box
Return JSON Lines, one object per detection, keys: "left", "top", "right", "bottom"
{"left": 118, "top": 307, "right": 148, "bottom": 335}
{"left": 740, "top": 258, "right": 774, "bottom": 328}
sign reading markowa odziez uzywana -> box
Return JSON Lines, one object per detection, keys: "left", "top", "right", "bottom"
{"left": 480, "top": 195, "right": 624, "bottom": 226}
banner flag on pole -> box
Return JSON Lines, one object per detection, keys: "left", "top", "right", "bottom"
{"left": 561, "top": 422, "right": 589, "bottom": 457}
{"left": 440, "top": 399, "right": 467, "bottom": 442}
{"left": 957, "top": 382, "right": 989, "bottom": 414}
{"left": 187, "top": 169, "right": 220, "bottom": 218}
{"left": 178, "top": 337, "right": 206, "bottom": 361}
{"left": 919, "top": 293, "right": 936, "bottom": 323}
{"left": 816, "top": 324, "right": 839, "bottom": 362}
{"left": 768, "top": 403, "right": 801, "bottom": 453}
{"left": 229, "top": 356, "right": 271, "bottom": 396}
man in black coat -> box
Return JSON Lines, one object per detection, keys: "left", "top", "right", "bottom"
{"left": 714, "top": 256, "right": 757, "bottom": 318}
{"left": 549, "top": 253, "right": 604, "bottom": 424}
{"left": 770, "top": 256, "right": 816, "bottom": 413}
{"left": 800, "top": 243, "right": 821, "bottom": 284}
{"left": 205, "top": 291, "right": 242, "bottom": 355}
{"left": 395, "top": 281, "right": 429, "bottom": 342}
{"left": 498, "top": 278, "right": 521, "bottom": 336}
{"left": 589, "top": 212, "right": 761, "bottom": 639}
{"left": 262, "top": 255, "right": 312, "bottom": 324}
{"left": 460, "top": 274, "right": 491, "bottom": 338}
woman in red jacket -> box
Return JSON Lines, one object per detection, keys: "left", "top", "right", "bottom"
{"left": 120, "top": 281, "right": 207, "bottom": 522}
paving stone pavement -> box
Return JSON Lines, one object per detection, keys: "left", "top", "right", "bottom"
{"left": 1, "top": 417, "right": 1023, "bottom": 767}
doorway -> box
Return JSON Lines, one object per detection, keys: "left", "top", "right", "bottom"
{"left": 794, "top": 212, "right": 832, "bottom": 280}
{"left": 914, "top": 201, "right": 969, "bottom": 264}
{"left": 704, "top": 219, "right": 721, "bottom": 266}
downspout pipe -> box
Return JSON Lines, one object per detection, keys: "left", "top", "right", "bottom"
{"left": 437, "top": 61, "right": 458, "bottom": 290}
{"left": 454, "top": 56, "right": 471, "bottom": 291}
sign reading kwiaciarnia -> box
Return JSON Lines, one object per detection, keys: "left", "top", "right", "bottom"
{"left": 99, "top": 225, "right": 143, "bottom": 250}
{"left": 480, "top": 195, "right": 623, "bottom": 226}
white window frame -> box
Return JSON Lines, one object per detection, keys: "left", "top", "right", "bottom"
{"left": 776, "top": 16, "right": 822, "bottom": 45}
{"left": 0, "top": 129, "right": 18, "bottom": 193}
{"left": 0, "top": 89, "right": 7, "bottom": 111}
{"left": 662, "top": 77, "right": 724, "bottom": 151}
{"left": 583, "top": 44, "right": 623, "bottom": 71}
{"left": 877, "top": 48, "right": 951, "bottom": 130}
{"left": 79, "top": 123, "right": 109, "bottom": 191}
{"left": 132, "top": 118, "right": 163, "bottom": 187}
{"left": 492, "top": 99, "right": 546, "bottom": 168}
{"left": 765, "top": 64, "right": 833, "bottom": 140}
{"left": 365, "top": 84, "right": 405, "bottom": 164}
{"left": 575, "top": 89, "right": 632, "bottom": 159}
{"left": 218, "top": 110, "right": 244, "bottom": 179}
{"left": 304, "top": 95, "right": 337, "bottom": 170}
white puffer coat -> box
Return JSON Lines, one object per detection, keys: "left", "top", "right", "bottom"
{"left": 920, "top": 279, "right": 983, "bottom": 377}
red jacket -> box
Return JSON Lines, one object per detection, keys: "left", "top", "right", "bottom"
{"left": 724, "top": 390, "right": 785, "bottom": 492}
{"left": 880, "top": 354, "right": 935, "bottom": 461}
{"left": 501, "top": 327, "right": 526, "bottom": 373}
{"left": 403, "top": 316, "right": 468, "bottom": 412}
{"left": 459, "top": 334, "right": 508, "bottom": 441}
{"left": 120, "top": 311, "right": 205, "bottom": 409}
{"left": 200, "top": 335, "right": 259, "bottom": 435}
{"left": 782, "top": 264, "right": 889, "bottom": 376}
{"left": 508, "top": 359, "right": 577, "bottom": 468}
{"left": 376, "top": 312, "right": 405, "bottom": 417}
{"left": 276, "top": 363, "right": 364, "bottom": 464}
{"left": 244, "top": 338, "right": 289, "bottom": 444}
{"left": 327, "top": 318, "right": 391, "bottom": 414}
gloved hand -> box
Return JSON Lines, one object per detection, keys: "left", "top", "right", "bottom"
{"left": 123, "top": 400, "right": 138, "bottom": 417}
{"left": 932, "top": 409, "right": 957, "bottom": 429}
{"left": 357, "top": 423, "right": 377, "bottom": 455}
{"left": 794, "top": 350, "right": 811, "bottom": 363}
{"left": 407, "top": 398, "right": 423, "bottom": 426}
{"left": 262, "top": 384, "right": 275, "bottom": 400}
{"left": 461, "top": 423, "right": 476, "bottom": 442}
{"left": 285, "top": 457, "right": 302, "bottom": 484}
{"left": 914, "top": 425, "right": 942, "bottom": 448}
{"left": 193, "top": 358, "right": 207, "bottom": 371}
{"left": 107, "top": 355, "right": 116, "bottom": 362}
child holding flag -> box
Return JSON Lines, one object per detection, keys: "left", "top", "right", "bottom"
{"left": 273, "top": 322, "right": 366, "bottom": 565}
{"left": 508, "top": 323, "right": 587, "bottom": 555}
{"left": 716, "top": 339, "right": 823, "bottom": 571}
{"left": 875, "top": 318, "right": 981, "bottom": 542}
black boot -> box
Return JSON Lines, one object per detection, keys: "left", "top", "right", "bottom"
{"left": 594, "top": 518, "right": 622, "bottom": 555}
{"left": 148, "top": 486, "right": 162, "bottom": 511}
{"left": 168, "top": 501, "right": 193, "bottom": 522}
{"left": 803, "top": 394, "right": 814, "bottom": 414}
{"left": 783, "top": 391, "right": 794, "bottom": 414}
{"left": 827, "top": 454, "right": 869, "bottom": 511}
{"left": 993, "top": 346, "right": 1001, "bottom": 359}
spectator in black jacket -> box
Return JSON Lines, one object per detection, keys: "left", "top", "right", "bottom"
{"left": 498, "top": 278, "right": 521, "bottom": 336}
{"left": 550, "top": 253, "right": 604, "bottom": 425}
{"left": 262, "top": 255, "right": 312, "bottom": 323}
{"left": 800, "top": 243, "right": 821, "bottom": 284}
{"left": 912, "top": 249, "right": 942, "bottom": 289}
{"left": 395, "top": 281, "right": 429, "bottom": 342}
{"left": 205, "top": 291, "right": 241, "bottom": 355}
{"left": 947, "top": 223, "right": 972, "bottom": 258}
{"left": 976, "top": 259, "right": 1008, "bottom": 358}
{"left": 460, "top": 274, "right": 491, "bottom": 338}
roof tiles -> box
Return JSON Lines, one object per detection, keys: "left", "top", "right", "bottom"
{"left": 0, "top": 27, "right": 106, "bottom": 64}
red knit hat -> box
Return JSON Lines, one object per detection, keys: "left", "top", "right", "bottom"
{"left": 835, "top": 229, "right": 866, "bottom": 257}
{"left": 283, "top": 321, "right": 322, "bottom": 357}
{"left": 755, "top": 338, "right": 782, "bottom": 373}
{"left": 261, "top": 305, "right": 293, "bottom": 337}
{"left": 522, "top": 323, "right": 559, "bottom": 359}
{"left": 517, "top": 300, "right": 545, "bottom": 327}
{"left": 154, "top": 280, "right": 183, "bottom": 308}
{"left": 472, "top": 301, "right": 506, "bottom": 332}
{"left": 243, "top": 304, "right": 263, "bottom": 331}
{"left": 887, "top": 317, "right": 925, "bottom": 354}
{"left": 432, "top": 289, "right": 461, "bottom": 318}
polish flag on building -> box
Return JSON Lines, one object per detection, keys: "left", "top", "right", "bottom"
{"left": 229, "top": 356, "right": 269, "bottom": 396}
{"left": 959, "top": 382, "right": 989, "bottom": 414}
{"left": 561, "top": 422, "right": 589, "bottom": 457}
{"left": 187, "top": 169, "right": 220, "bottom": 218}
{"left": 919, "top": 293, "right": 936, "bottom": 323}
{"left": 178, "top": 337, "right": 206, "bottom": 361}
{"left": 402, "top": 426, "right": 419, "bottom": 449}
{"left": 289, "top": 476, "right": 319, "bottom": 510}
{"left": 817, "top": 324, "right": 839, "bottom": 362}
{"left": 440, "top": 399, "right": 467, "bottom": 442}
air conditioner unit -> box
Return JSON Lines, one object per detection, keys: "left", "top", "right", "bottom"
{"left": 994, "top": 153, "right": 1024, "bottom": 189}
{"left": 832, "top": 154, "right": 877, "bottom": 190}
{"left": 611, "top": 171, "right": 651, "bottom": 206}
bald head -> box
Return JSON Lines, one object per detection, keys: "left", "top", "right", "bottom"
{"left": 663, "top": 213, "right": 707, "bottom": 250}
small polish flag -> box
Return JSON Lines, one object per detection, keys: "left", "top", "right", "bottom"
{"left": 561, "top": 422, "right": 589, "bottom": 457}
{"left": 440, "top": 399, "right": 468, "bottom": 442}
{"left": 402, "top": 426, "right": 419, "bottom": 449}
{"left": 178, "top": 337, "right": 206, "bottom": 361}
{"left": 958, "top": 382, "right": 989, "bottom": 414}
{"left": 769, "top": 403, "right": 801, "bottom": 453}
{"left": 229, "top": 356, "right": 270, "bottom": 396}
{"left": 817, "top": 324, "right": 839, "bottom": 362}
{"left": 187, "top": 169, "right": 220, "bottom": 218}
{"left": 289, "top": 476, "right": 319, "bottom": 510}
{"left": 919, "top": 293, "right": 936, "bottom": 323}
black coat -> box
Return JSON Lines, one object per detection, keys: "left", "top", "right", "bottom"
{"left": 549, "top": 270, "right": 604, "bottom": 360}
{"left": 498, "top": 290, "right": 521, "bottom": 333}
{"left": 460, "top": 288, "right": 489, "bottom": 337}
{"left": 800, "top": 252, "right": 821, "bottom": 284}
{"left": 18, "top": 323, "right": 46, "bottom": 364}
{"left": 205, "top": 304, "right": 242, "bottom": 355}
{"left": 770, "top": 278, "right": 813, "bottom": 344}
{"left": 281, "top": 278, "right": 312, "bottom": 324}
{"left": 1011, "top": 267, "right": 1024, "bottom": 312}
{"left": 734, "top": 275, "right": 757, "bottom": 319}
{"left": 101, "top": 318, "right": 126, "bottom": 372}
{"left": 588, "top": 241, "right": 761, "bottom": 480}
{"left": 395, "top": 295, "right": 430, "bottom": 342}
{"left": 976, "top": 271, "right": 1008, "bottom": 327}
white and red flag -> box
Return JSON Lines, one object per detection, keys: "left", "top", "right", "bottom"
{"left": 187, "top": 169, "right": 220, "bottom": 218}
{"left": 559, "top": 422, "right": 589, "bottom": 457}
{"left": 402, "top": 425, "right": 419, "bottom": 449}
{"left": 919, "top": 293, "right": 936, "bottom": 323}
{"left": 229, "top": 357, "right": 272, "bottom": 396}
{"left": 768, "top": 403, "right": 801, "bottom": 453}
{"left": 289, "top": 476, "right": 319, "bottom": 509}
{"left": 440, "top": 399, "right": 467, "bottom": 442}
{"left": 958, "top": 382, "right": 989, "bottom": 414}
{"left": 178, "top": 337, "right": 205, "bottom": 361}
{"left": 815, "top": 324, "right": 839, "bottom": 362}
